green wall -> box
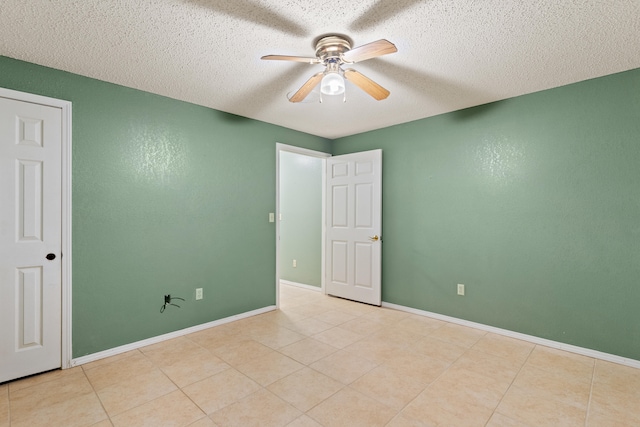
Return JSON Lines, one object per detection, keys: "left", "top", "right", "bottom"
{"left": 2, "top": 54, "right": 639, "bottom": 361}
{"left": 0, "top": 56, "right": 330, "bottom": 357}
{"left": 279, "top": 151, "right": 323, "bottom": 287}
{"left": 333, "top": 68, "right": 640, "bottom": 360}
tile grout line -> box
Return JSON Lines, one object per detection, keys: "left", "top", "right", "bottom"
{"left": 80, "top": 365, "right": 112, "bottom": 426}
{"left": 333, "top": 305, "right": 505, "bottom": 425}
{"left": 269, "top": 328, "right": 347, "bottom": 426}
{"left": 143, "top": 349, "right": 203, "bottom": 419}
{"left": 277, "top": 293, "right": 386, "bottom": 426}
{"left": 381, "top": 327, "right": 479, "bottom": 426}
{"left": 208, "top": 374, "right": 285, "bottom": 424}
{"left": 206, "top": 304, "right": 373, "bottom": 426}
{"left": 6, "top": 384, "right": 11, "bottom": 427}
{"left": 382, "top": 361, "right": 451, "bottom": 425}
{"left": 482, "top": 342, "right": 537, "bottom": 427}
{"left": 101, "top": 349, "right": 185, "bottom": 423}
{"left": 584, "top": 359, "right": 597, "bottom": 427}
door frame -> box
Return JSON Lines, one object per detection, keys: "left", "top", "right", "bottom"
{"left": 0, "top": 87, "right": 72, "bottom": 369}
{"left": 275, "top": 143, "right": 330, "bottom": 308}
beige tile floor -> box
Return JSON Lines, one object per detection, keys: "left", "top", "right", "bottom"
{"left": 2, "top": 283, "right": 640, "bottom": 426}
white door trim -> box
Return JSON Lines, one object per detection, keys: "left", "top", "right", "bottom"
{"left": 275, "top": 143, "right": 330, "bottom": 308}
{"left": 0, "top": 87, "right": 72, "bottom": 369}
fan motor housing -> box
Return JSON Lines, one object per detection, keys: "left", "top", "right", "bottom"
{"left": 315, "top": 36, "right": 351, "bottom": 62}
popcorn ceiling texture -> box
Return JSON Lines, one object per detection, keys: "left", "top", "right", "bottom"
{"left": 1, "top": 0, "right": 639, "bottom": 138}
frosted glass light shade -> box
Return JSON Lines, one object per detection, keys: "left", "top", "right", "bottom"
{"left": 320, "top": 72, "right": 345, "bottom": 96}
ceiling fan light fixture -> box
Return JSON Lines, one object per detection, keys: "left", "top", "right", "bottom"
{"left": 262, "top": 35, "right": 397, "bottom": 102}
{"left": 320, "top": 72, "right": 345, "bottom": 96}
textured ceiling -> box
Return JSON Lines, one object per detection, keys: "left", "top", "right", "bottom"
{"left": 1, "top": 0, "right": 639, "bottom": 139}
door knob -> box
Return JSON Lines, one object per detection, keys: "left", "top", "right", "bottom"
{"left": 46, "top": 253, "right": 56, "bottom": 260}
{"left": 369, "top": 235, "right": 380, "bottom": 242}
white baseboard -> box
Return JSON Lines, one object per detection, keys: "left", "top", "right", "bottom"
{"left": 70, "top": 305, "right": 277, "bottom": 367}
{"left": 382, "top": 301, "right": 640, "bottom": 370}
{"left": 279, "top": 280, "right": 322, "bottom": 292}
{"left": 71, "top": 299, "right": 639, "bottom": 371}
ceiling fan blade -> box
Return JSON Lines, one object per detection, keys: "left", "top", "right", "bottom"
{"left": 342, "top": 39, "right": 397, "bottom": 63}
{"left": 349, "top": 0, "right": 423, "bottom": 31}
{"left": 184, "top": 0, "right": 307, "bottom": 37}
{"left": 261, "top": 55, "right": 321, "bottom": 64}
{"left": 344, "top": 69, "right": 390, "bottom": 100}
{"left": 289, "top": 72, "right": 324, "bottom": 103}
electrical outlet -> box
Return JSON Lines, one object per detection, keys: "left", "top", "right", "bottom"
{"left": 195, "top": 288, "right": 203, "bottom": 300}
{"left": 457, "top": 284, "right": 465, "bottom": 296}
{"left": 292, "top": 259, "right": 297, "bottom": 268}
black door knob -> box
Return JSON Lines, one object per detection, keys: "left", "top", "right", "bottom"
{"left": 46, "top": 253, "right": 56, "bottom": 260}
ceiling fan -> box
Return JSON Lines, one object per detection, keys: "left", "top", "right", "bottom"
{"left": 261, "top": 35, "right": 397, "bottom": 103}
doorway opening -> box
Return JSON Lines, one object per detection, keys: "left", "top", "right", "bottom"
{"left": 275, "top": 143, "right": 330, "bottom": 308}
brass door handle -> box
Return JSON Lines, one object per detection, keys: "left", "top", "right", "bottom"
{"left": 369, "top": 235, "right": 380, "bottom": 242}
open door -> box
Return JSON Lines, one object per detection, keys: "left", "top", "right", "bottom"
{"left": 325, "top": 149, "right": 382, "bottom": 306}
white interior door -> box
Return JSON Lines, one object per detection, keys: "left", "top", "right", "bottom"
{"left": 325, "top": 149, "right": 382, "bottom": 306}
{"left": 0, "top": 95, "right": 63, "bottom": 383}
